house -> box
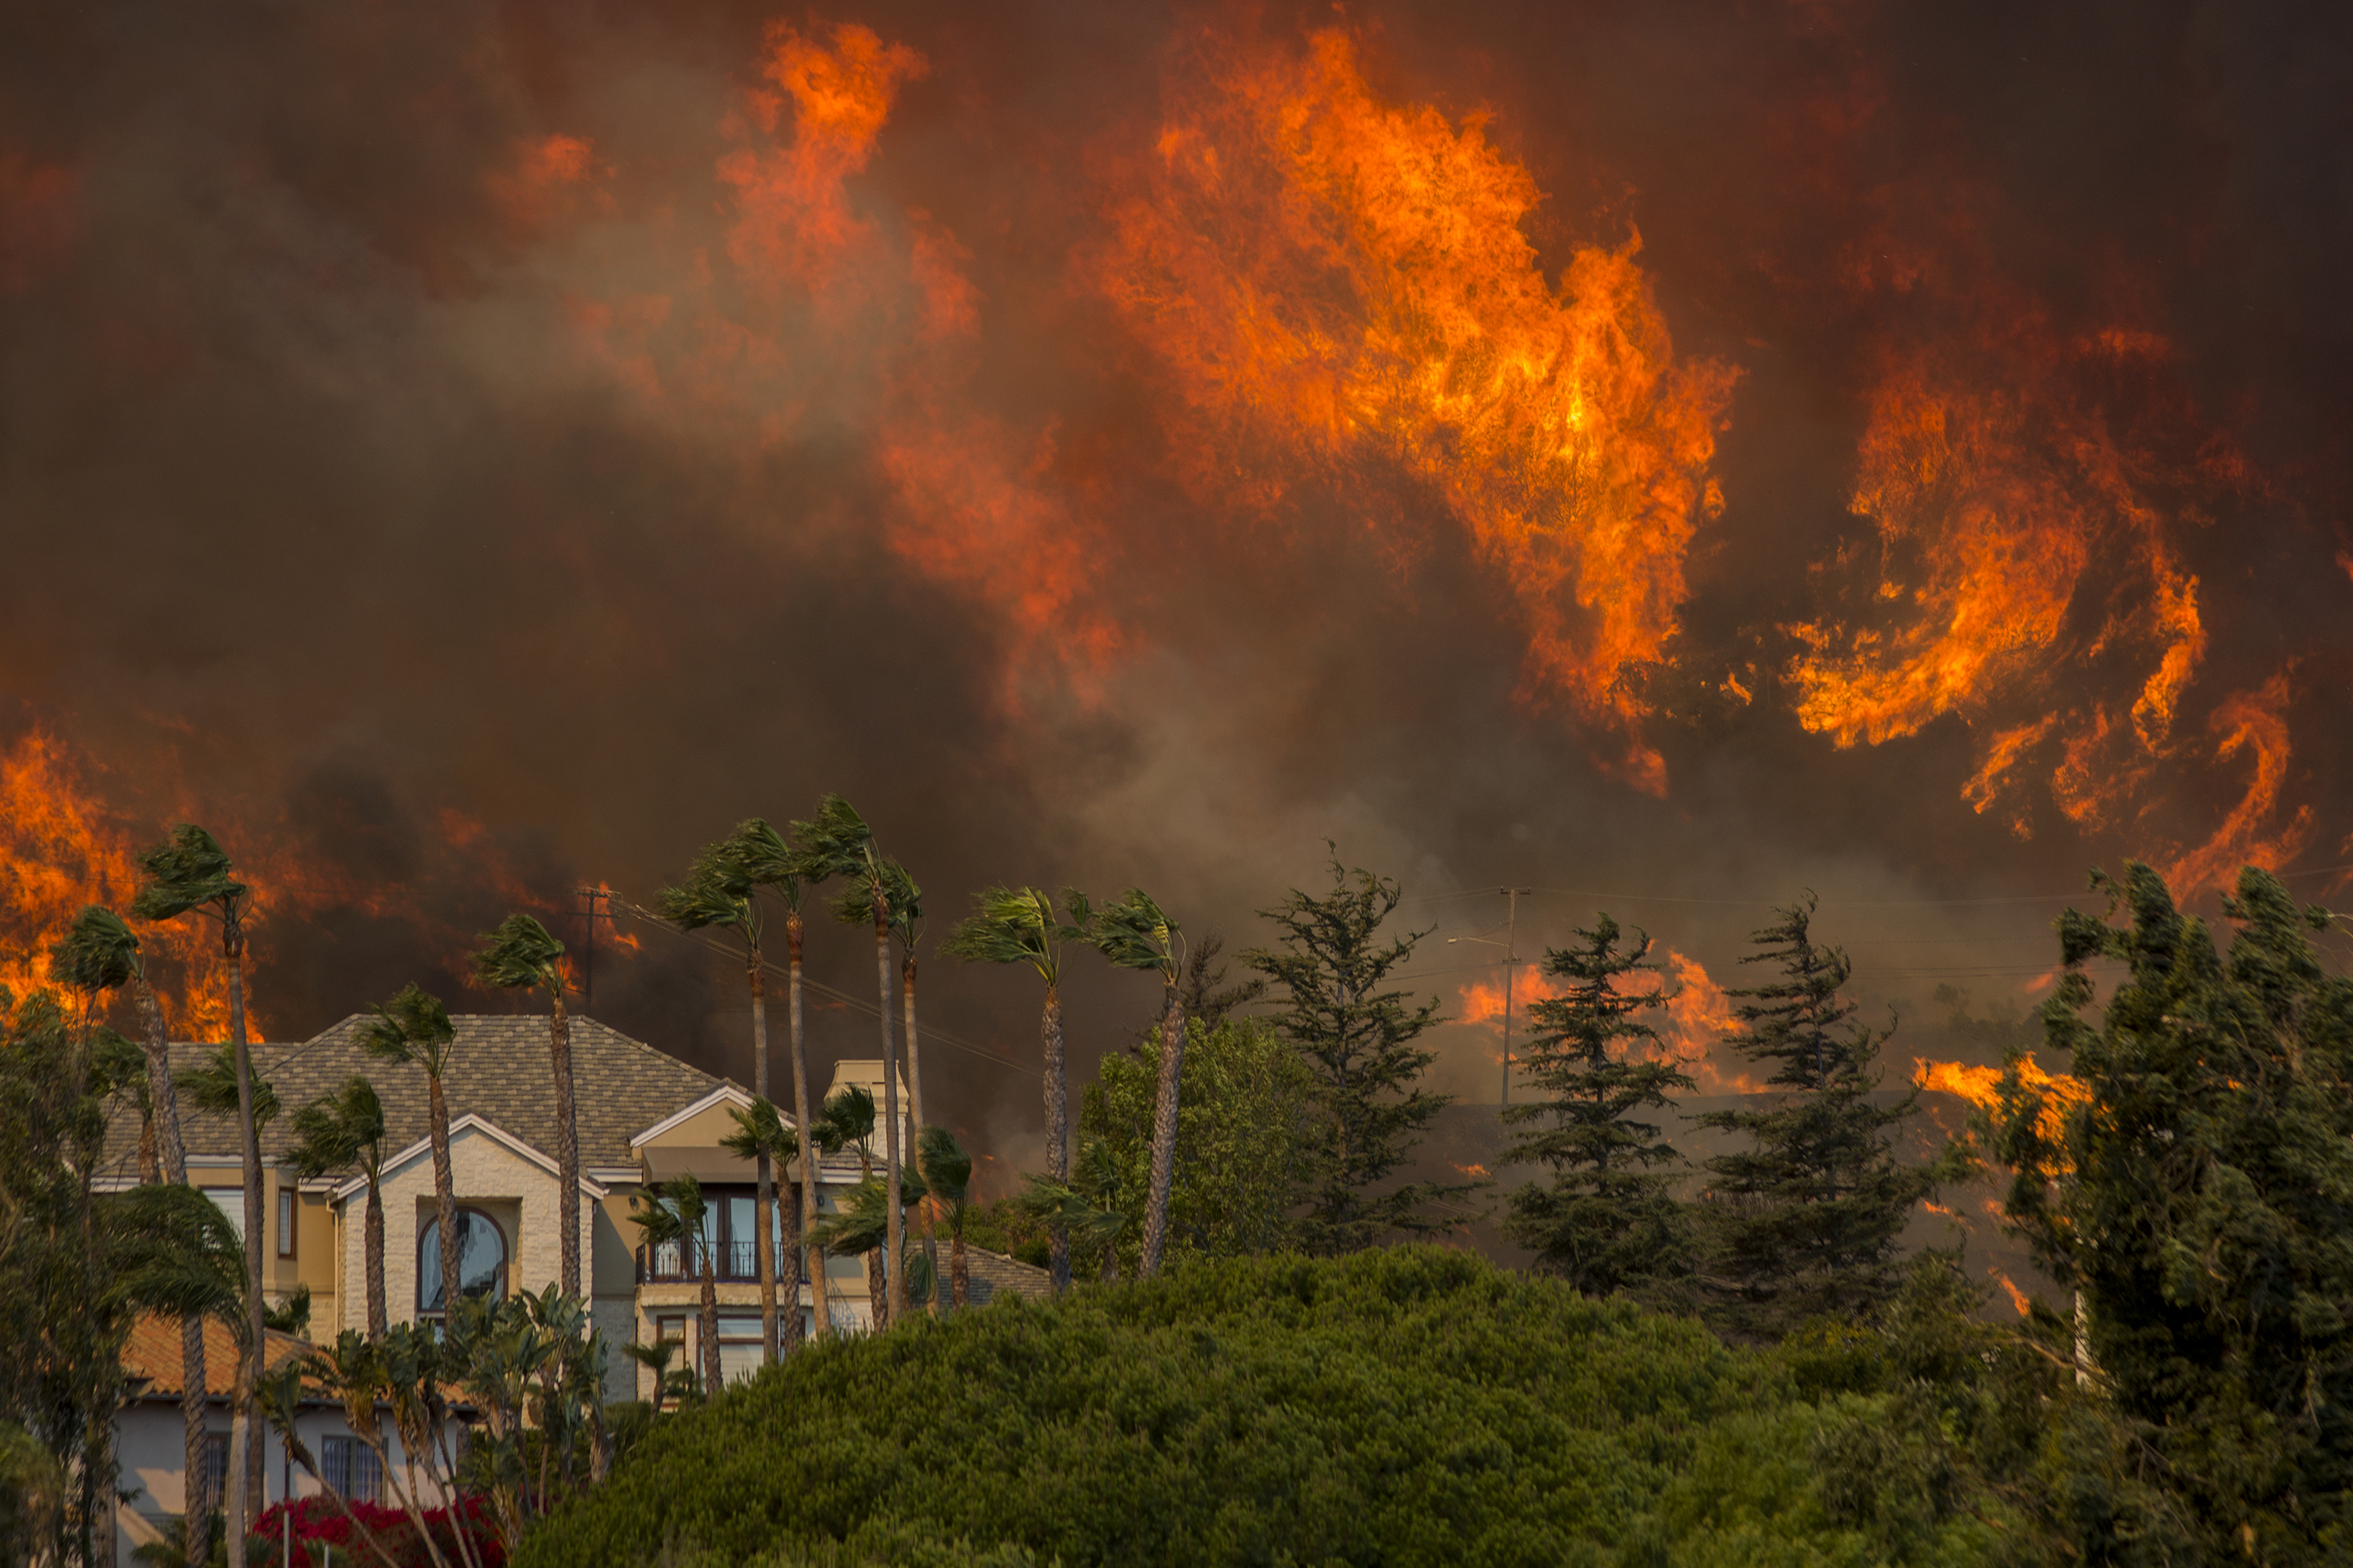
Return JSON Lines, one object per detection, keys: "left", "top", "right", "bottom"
{"left": 97, "top": 1014, "right": 918, "bottom": 1399}
{"left": 97, "top": 1011, "right": 1048, "bottom": 1552}
{"left": 111, "top": 1315, "right": 465, "bottom": 1567}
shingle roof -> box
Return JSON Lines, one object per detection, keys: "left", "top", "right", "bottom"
{"left": 122, "top": 1315, "right": 310, "bottom": 1400}
{"left": 959, "top": 1247, "right": 1053, "bottom": 1307}
{"left": 103, "top": 1014, "right": 729, "bottom": 1176}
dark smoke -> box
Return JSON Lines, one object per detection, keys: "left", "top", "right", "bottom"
{"left": 4, "top": 1, "right": 2350, "bottom": 1190}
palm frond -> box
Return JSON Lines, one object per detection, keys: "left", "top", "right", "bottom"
{"left": 817, "top": 1085, "right": 875, "bottom": 1153}
{"left": 129, "top": 825, "right": 245, "bottom": 922}
{"left": 917, "top": 1125, "right": 971, "bottom": 1204}
{"left": 787, "top": 794, "right": 874, "bottom": 886}
{"left": 177, "top": 1042, "right": 279, "bottom": 1128}
{"left": 471, "top": 913, "right": 566, "bottom": 994}
{"left": 50, "top": 905, "right": 141, "bottom": 993}
{"left": 721, "top": 1097, "right": 797, "bottom": 1163}
{"left": 1091, "top": 888, "right": 1183, "bottom": 980}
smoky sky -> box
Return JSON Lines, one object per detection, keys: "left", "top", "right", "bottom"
{"left": 5, "top": 0, "right": 2351, "bottom": 1178}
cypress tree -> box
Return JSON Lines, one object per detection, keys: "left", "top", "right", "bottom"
{"left": 1242, "top": 852, "right": 1478, "bottom": 1253}
{"left": 1991, "top": 864, "right": 2353, "bottom": 1563}
{"left": 1501, "top": 913, "right": 1694, "bottom": 1297}
{"left": 1692, "top": 893, "right": 1928, "bottom": 1335}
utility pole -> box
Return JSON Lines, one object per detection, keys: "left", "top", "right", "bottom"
{"left": 575, "top": 885, "right": 610, "bottom": 1008}
{"left": 1499, "top": 887, "right": 1531, "bottom": 1107}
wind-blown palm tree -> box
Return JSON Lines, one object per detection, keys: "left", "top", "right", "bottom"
{"left": 628, "top": 1177, "right": 720, "bottom": 1393}
{"left": 916, "top": 1125, "right": 973, "bottom": 1309}
{"left": 358, "top": 984, "right": 461, "bottom": 1337}
{"left": 792, "top": 796, "right": 909, "bottom": 1326}
{"left": 719, "top": 1096, "right": 800, "bottom": 1359}
{"left": 132, "top": 823, "right": 266, "bottom": 1537}
{"left": 471, "top": 915, "right": 580, "bottom": 1296}
{"left": 943, "top": 886, "right": 1094, "bottom": 1294}
{"left": 808, "top": 1161, "right": 928, "bottom": 1331}
{"left": 813, "top": 1085, "right": 889, "bottom": 1315}
{"left": 1090, "top": 889, "right": 1186, "bottom": 1277}
{"left": 658, "top": 825, "right": 791, "bottom": 1364}
{"left": 836, "top": 856, "right": 938, "bottom": 1308}
{"left": 50, "top": 905, "right": 212, "bottom": 1538}
{"left": 729, "top": 821, "right": 832, "bottom": 1342}
{"left": 1019, "top": 1137, "right": 1129, "bottom": 1283}
{"left": 283, "top": 1076, "right": 390, "bottom": 1335}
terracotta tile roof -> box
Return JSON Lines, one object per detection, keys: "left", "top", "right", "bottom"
{"left": 122, "top": 1315, "right": 311, "bottom": 1400}
{"left": 104, "top": 1015, "right": 729, "bottom": 1177}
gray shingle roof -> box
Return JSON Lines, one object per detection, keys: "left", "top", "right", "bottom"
{"left": 104, "top": 1014, "right": 729, "bottom": 1176}
{"left": 959, "top": 1247, "right": 1053, "bottom": 1307}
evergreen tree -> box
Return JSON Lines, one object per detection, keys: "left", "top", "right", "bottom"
{"left": 1691, "top": 893, "right": 1928, "bottom": 1335}
{"left": 1501, "top": 913, "right": 1693, "bottom": 1298}
{"left": 1988, "top": 864, "right": 2353, "bottom": 1563}
{"left": 1241, "top": 852, "right": 1477, "bottom": 1253}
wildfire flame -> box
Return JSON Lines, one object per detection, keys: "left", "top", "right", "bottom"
{"left": 1913, "top": 1053, "right": 2089, "bottom": 1171}
{"left": 1457, "top": 947, "right": 1759, "bottom": 1093}
{"left": 1100, "top": 30, "right": 1738, "bottom": 790}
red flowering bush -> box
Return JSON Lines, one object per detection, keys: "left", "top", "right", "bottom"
{"left": 251, "top": 1494, "right": 503, "bottom": 1568}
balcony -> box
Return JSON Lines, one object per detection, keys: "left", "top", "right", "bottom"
{"left": 635, "top": 1239, "right": 762, "bottom": 1284}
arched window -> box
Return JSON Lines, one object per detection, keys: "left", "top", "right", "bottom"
{"left": 417, "top": 1208, "right": 507, "bottom": 1317}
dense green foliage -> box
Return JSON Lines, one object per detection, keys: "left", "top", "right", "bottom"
{"left": 1079, "top": 1017, "right": 1315, "bottom": 1268}
{"left": 1503, "top": 914, "right": 1695, "bottom": 1298}
{"left": 1240, "top": 855, "right": 1476, "bottom": 1251}
{"left": 1691, "top": 895, "right": 1931, "bottom": 1337}
{"left": 1985, "top": 864, "right": 2353, "bottom": 1563}
{"left": 515, "top": 1248, "right": 2059, "bottom": 1568}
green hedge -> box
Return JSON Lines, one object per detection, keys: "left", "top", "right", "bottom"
{"left": 522, "top": 1249, "right": 2022, "bottom": 1567}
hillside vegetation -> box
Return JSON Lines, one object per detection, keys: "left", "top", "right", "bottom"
{"left": 520, "top": 1248, "right": 2050, "bottom": 1568}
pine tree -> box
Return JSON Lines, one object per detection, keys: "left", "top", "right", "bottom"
{"left": 1691, "top": 893, "right": 1928, "bottom": 1335}
{"left": 1241, "top": 852, "right": 1478, "bottom": 1253}
{"left": 1501, "top": 913, "right": 1693, "bottom": 1298}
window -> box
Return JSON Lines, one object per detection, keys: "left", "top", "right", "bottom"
{"left": 319, "top": 1436, "right": 382, "bottom": 1503}
{"left": 194, "top": 1433, "right": 228, "bottom": 1513}
{"left": 416, "top": 1209, "right": 507, "bottom": 1317}
{"left": 277, "top": 1189, "right": 296, "bottom": 1258}
{"left": 717, "top": 1315, "right": 764, "bottom": 1385}
{"left": 202, "top": 1188, "right": 244, "bottom": 1244}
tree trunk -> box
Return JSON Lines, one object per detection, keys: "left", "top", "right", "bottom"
{"left": 1041, "top": 988, "right": 1070, "bottom": 1295}
{"left": 136, "top": 979, "right": 209, "bottom": 1554}
{"left": 750, "top": 960, "right": 777, "bottom": 1366}
{"left": 904, "top": 956, "right": 939, "bottom": 1316}
{"left": 365, "top": 1178, "right": 387, "bottom": 1337}
{"left": 875, "top": 911, "right": 903, "bottom": 1327}
{"left": 548, "top": 992, "right": 581, "bottom": 1298}
{"left": 429, "top": 1075, "right": 459, "bottom": 1330}
{"left": 225, "top": 913, "right": 264, "bottom": 1541}
{"left": 949, "top": 1227, "right": 967, "bottom": 1310}
{"left": 699, "top": 1241, "right": 721, "bottom": 1394}
{"left": 778, "top": 1178, "right": 803, "bottom": 1354}
{"left": 787, "top": 917, "right": 827, "bottom": 1342}
{"left": 1140, "top": 985, "right": 1188, "bottom": 1278}
{"left": 138, "top": 1106, "right": 159, "bottom": 1185}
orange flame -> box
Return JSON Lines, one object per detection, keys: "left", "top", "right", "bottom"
{"left": 1460, "top": 949, "right": 1760, "bottom": 1092}
{"left": 2163, "top": 671, "right": 2313, "bottom": 895}
{"left": 1099, "top": 30, "right": 1737, "bottom": 788}
{"left": 1913, "top": 1053, "right": 2088, "bottom": 1162}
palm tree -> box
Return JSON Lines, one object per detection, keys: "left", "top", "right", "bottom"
{"left": 727, "top": 820, "right": 832, "bottom": 1342}
{"left": 1019, "top": 1137, "right": 1129, "bottom": 1282}
{"left": 357, "top": 984, "right": 461, "bottom": 1337}
{"left": 657, "top": 826, "right": 789, "bottom": 1365}
{"left": 813, "top": 1086, "right": 890, "bottom": 1316}
{"left": 470, "top": 915, "right": 580, "bottom": 1296}
{"left": 619, "top": 1337, "right": 694, "bottom": 1411}
{"left": 719, "top": 1096, "right": 801, "bottom": 1359}
{"left": 791, "top": 796, "right": 909, "bottom": 1326}
{"left": 835, "top": 856, "right": 939, "bottom": 1309}
{"left": 283, "top": 1076, "right": 390, "bottom": 1335}
{"left": 132, "top": 823, "right": 266, "bottom": 1538}
{"left": 627, "top": 1178, "right": 720, "bottom": 1393}
{"left": 1090, "top": 889, "right": 1186, "bottom": 1277}
{"left": 50, "top": 905, "right": 212, "bottom": 1539}
{"left": 916, "top": 1126, "right": 973, "bottom": 1309}
{"left": 943, "top": 886, "right": 1094, "bottom": 1294}
{"left": 807, "top": 1161, "right": 929, "bottom": 1331}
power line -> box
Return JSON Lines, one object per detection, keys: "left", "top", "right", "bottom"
{"left": 1414, "top": 862, "right": 2353, "bottom": 913}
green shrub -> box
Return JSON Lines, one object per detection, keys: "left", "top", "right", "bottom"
{"left": 519, "top": 1249, "right": 2034, "bottom": 1567}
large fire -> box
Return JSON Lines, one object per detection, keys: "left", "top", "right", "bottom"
{"left": 1457, "top": 947, "right": 1758, "bottom": 1095}
{"left": 1913, "top": 1054, "right": 2089, "bottom": 1175}
{"left": 1099, "top": 30, "right": 1737, "bottom": 791}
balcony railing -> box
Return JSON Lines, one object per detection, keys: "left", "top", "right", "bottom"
{"left": 635, "top": 1240, "right": 761, "bottom": 1284}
